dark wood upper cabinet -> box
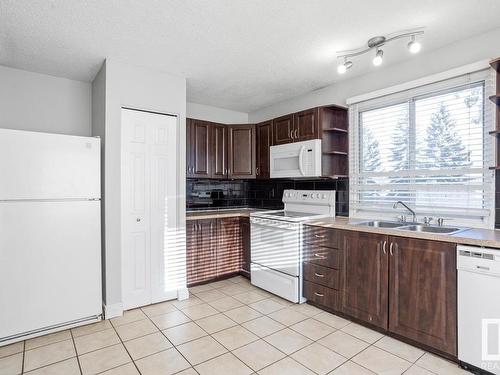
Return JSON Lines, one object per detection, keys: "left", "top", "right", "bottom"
{"left": 294, "top": 108, "right": 319, "bottom": 142}
{"left": 388, "top": 237, "right": 457, "bottom": 356}
{"left": 227, "top": 125, "right": 256, "bottom": 178}
{"left": 212, "top": 124, "right": 227, "bottom": 179}
{"left": 189, "top": 120, "right": 212, "bottom": 178}
{"left": 273, "top": 114, "right": 294, "bottom": 145}
{"left": 256, "top": 121, "right": 273, "bottom": 179}
{"left": 342, "top": 231, "right": 389, "bottom": 329}
{"left": 186, "top": 104, "right": 347, "bottom": 179}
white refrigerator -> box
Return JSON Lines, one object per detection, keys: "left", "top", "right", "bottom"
{"left": 0, "top": 129, "right": 102, "bottom": 345}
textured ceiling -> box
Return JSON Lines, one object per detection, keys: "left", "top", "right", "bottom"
{"left": 1, "top": 0, "right": 500, "bottom": 112}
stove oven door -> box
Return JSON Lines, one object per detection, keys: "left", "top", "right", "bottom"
{"left": 250, "top": 218, "right": 300, "bottom": 276}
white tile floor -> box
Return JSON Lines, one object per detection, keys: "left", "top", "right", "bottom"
{"left": 0, "top": 276, "right": 471, "bottom": 374}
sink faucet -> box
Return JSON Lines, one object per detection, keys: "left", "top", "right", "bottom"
{"left": 393, "top": 201, "right": 416, "bottom": 223}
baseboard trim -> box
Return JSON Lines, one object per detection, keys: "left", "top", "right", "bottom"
{"left": 103, "top": 302, "right": 124, "bottom": 319}
{"left": 177, "top": 287, "right": 189, "bottom": 301}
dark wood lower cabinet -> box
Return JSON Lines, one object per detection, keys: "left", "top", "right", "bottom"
{"left": 186, "top": 216, "right": 250, "bottom": 286}
{"left": 303, "top": 281, "right": 340, "bottom": 310}
{"left": 216, "top": 217, "right": 242, "bottom": 276}
{"left": 389, "top": 236, "right": 457, "bottom": 356}
{"left": 186, "top": 219, "right": 217, "bottom": 284}
{"left": 342, "top": 231, "right": 389, "bottom": 329}
{"left": 302, "top": 225, "right": 458, "bottom": 358}
{"left": 240, "top": 217, "right": 251, "bottom": 276}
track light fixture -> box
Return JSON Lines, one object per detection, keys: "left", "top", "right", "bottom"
{"left": 336, "top": 28, "right": 424, "bottom": 74}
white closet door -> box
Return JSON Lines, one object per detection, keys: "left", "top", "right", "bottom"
{"left": 121, "top": 108, "right": 178, "bottom": 310}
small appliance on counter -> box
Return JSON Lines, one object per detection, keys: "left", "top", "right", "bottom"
{"left": 250, "top": 189, "right": 335, "bottom": 303}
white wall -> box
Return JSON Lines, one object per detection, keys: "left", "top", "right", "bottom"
{"left": 91, "top": 63, "right": 107, "bottom": 301}
{"left": 187, "top": 102, "right": 248, "bottom": 124}
{"left": 249, "top": 27, "right": 500, "bottom": 122}
{"left": 0, "top": 65, "right": 91, "bottom": 135}
{"left": 92, "top": 59, "right": 187, "bottom": 314}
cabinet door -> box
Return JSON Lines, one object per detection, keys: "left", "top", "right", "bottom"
{"left": 191, "top": 120, "right": 212, "bottom": 178}
{"left": 212, "top": 124, "right": 227, "bottom": 179}
{"left": 186, "top": 119, "right": 194, "bottom": 177}
{"left": 389, "top": 237, "right": 457, "bottom": 356}
{"left": 342, "top": 231, "right": 389, "bottom": 329}
{"left": 227, "top": 125, "right": 256, "bottom": 178}
{"left": 294, "top": 108, "right": 319, "bottom": 142}
{"left": 273, "top": 114, "right": 294, "bottom": 145}
{"left": 216, "top": 217, "right": 242, "bottom": 277}
{"left": 240, "top": 217, "right": 251, "bottom": 276}
{"left": 186, "top": 221, "right": 198, "bottom": 285}
{"left": 194, "top": 219, "right": 217, "bottom": 284}
{"left": 256, "top": 121, "right": 273, "bottom": 179}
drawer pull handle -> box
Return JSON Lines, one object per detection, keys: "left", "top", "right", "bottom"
{"left": 314, "top": 253, "right": 326, "bottom": 259}
{"left": 314, "top": 292, "right": 324, "bottom": 297}
{"left": 314, "top": 272, "right": 324, "bottom": 278}
{"left": 315, "top": 234, "right": 326, "bottom": 238}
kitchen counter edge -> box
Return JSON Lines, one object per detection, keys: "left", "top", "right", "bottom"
{"left": 186, "top": 208, "right": 266, "bottom": 220}
{"left": 305, "top": 217, "right": 500, "bottom": 249}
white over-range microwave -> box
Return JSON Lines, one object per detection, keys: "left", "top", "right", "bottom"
{"left": 270, "top": 139, "right": 322, "bottom": 178}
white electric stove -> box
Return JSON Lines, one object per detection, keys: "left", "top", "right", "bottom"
{"left": 250, "top": 189, "right": 335, "bottom": 303}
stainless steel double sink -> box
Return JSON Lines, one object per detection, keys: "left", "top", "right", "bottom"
{"left": 350, "top": 220, "right": 469, "bottom": 235}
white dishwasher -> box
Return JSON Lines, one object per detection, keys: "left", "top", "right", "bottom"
{"left": 458, "top": 245, "right": 500, "bottom": 374}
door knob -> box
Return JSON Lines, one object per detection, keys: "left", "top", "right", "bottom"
{"left": 136, "top": 218, "right": 141, "bottom": 222}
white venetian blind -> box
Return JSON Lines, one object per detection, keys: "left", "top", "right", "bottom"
{"left": 349, "top": 69, "right": 496, "bottom": 228}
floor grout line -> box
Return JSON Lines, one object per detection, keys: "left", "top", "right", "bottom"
{"left": 69, "top": 329, "right": 83, "bottom": 375}
{"left": 108, "top": 318, "right": 143, "bottom": 375}
{"left": 11, "top": 278, "right": 469, "bottom": 375}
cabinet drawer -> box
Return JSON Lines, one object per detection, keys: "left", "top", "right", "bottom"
{"left": 303, "top": 281, "right": 339, "bottom": 310}
{"left": 303, "top": 243, "right": 341, "bottom": 269}
{"left": 303, "top": 262, "right": 340, "bottom": 289}
{"left": 303, "top": 226, "right": 339, "bottom": 248}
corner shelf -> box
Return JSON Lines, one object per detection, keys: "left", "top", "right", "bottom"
{"left": 490, "top": 57, "right": 500, "bottom": 73}
{"left": 323, "top": 151, "right": 348, "bottom": 156}
{"left": 489, "top": 58, "right": 500, "bottom": 171}
{"left": 323, "top": 127, "right": 348, "bottom": 133}
{"left": 489, "top": 95, "right": 500, "bottom": 105}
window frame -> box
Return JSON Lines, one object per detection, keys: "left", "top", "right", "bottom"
{"left": 349, "top": 70, "right": 495, "bottom": 229}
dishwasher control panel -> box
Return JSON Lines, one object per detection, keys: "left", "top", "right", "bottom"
{"left": 457, "top": 245, "right": 500, "bottom": 276}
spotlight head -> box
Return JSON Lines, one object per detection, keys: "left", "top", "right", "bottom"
{"left": 408, "top": 36, "right": 421, "bottom": 53}
{"left": 337, "top": 60, "right": 353, "bottom": 74}
{"left": 372, "top": 49, "right": 383, "bottom": 66}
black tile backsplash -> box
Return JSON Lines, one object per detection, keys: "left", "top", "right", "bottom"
{"left": 187, "top": 178, "right": 349, "bottom": 216}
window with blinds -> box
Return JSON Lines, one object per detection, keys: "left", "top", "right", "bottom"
{"left": 349, "top": 69, "right": 495, "bottom": 228}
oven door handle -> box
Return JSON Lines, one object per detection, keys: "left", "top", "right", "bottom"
{"left": 251, "top": 222, "right": 296, "bottom": 231}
